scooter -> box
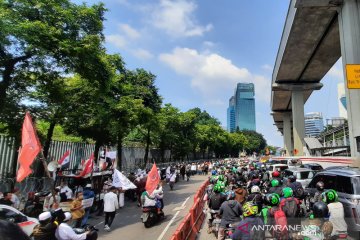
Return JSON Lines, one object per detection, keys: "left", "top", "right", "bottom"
{"left": 141, "top": 207, "right": 165, "bottom": 228}
{"left": 331, "top": 231, "right": 348, "bottom": 239}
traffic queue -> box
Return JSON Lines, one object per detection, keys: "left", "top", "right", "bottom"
{"left": 204, "top": 158, "right": 350, "bottom": 240}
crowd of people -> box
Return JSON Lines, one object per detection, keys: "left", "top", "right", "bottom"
{"left": 204, "top": 159, "right": 348, "bottom": 240}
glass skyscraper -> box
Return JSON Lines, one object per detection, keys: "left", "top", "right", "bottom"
{"left": 227, "top": 83, "right": 256, "bottom": 132}
{"left": 305, "top": 112, "right": 324, "bottom": 137}
{"left": 227, "top": 96, "right": 236, "bottom": 132}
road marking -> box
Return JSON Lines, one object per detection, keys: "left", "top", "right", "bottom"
{"left": 157, "top": 210, "right": 180, "bottom": 240}
{"left": 181, "top": 197, "right": 190, "bottom": 207}
{"left": 158, "top": 196, "right": 190, "bottom": 240}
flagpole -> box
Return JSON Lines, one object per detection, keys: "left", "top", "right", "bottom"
{"left": 39, "top": 150, "right": 52, "bottom": 179}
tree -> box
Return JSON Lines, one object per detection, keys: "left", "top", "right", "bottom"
{"left": 241, "top": 130, "right": 267, "bottom": 154}
{"left": 0, "top": 0, "right": 107, "bottom": 138}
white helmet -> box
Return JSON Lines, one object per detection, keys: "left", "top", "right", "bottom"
{"left": 251, "top": 185, "right": 260, "bottom": 194}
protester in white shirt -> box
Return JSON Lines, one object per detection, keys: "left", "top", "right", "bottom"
{"left": 56, "top": 212, "right": 89, "bottom": 240}
{"left": 103, "top": 186, "right": 119, "bottom": 231}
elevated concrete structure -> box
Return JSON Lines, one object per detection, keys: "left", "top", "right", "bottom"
{"left": 272, "top": 0, "right": 360, "bottom": 157}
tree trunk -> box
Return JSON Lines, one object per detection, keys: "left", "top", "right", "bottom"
{"left": 144, "top": 128, "right": 151, "bottom": 164}
{"left": 203, "top": 149, "right": 206, "bottom": 159}
{"left": 43, "top": 119, "right": 56, "bottom": 160}
{"left": 94, "top": 139, "right": 102, "bottom": 164}
{"left": 117, "top": 133, "right": 123, "bottom": 171}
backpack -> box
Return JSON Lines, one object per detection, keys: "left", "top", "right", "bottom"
{"left": 270, "top": 208, "right": 288, "bottom": 240}
{"left": 282, "top": 197, "right": 300, "bottom": 218}
{"left": 294, "top": 186, "right": 305, "bottom": 199}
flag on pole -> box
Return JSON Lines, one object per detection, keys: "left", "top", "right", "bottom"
{"left": 16, "top": 112, "right": 42, "bottom": 182}
{"left": 112, "top": 169, "right": 137, "bottom": 190}
{"left": 58, "top": 150, "right": 71, "bottom": 169}
{"left": 145, "top": 163, "right": 160, "bottom": 195}
{"left": 77, "top": 153, "right": 94, "bottom": 177}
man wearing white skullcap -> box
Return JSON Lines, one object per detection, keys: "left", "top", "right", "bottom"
{"left": 55, "top": 212, "right": 89, "bottom": 240}
{"left": 32, "top": 211, "right": 57, "bottom": 240}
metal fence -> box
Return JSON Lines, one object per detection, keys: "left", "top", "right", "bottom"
{"left": 0, "top": 135, "right": 17, "bottom": 178}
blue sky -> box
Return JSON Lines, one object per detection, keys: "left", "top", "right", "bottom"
{"left": 76, "top": 0, "right": 345, "bottom": 147}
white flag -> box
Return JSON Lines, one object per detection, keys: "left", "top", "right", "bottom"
{"left": 105, "top": 151, "right": 117, "bottom": 159}
{"left": 112, "top": 169, "right": 137, "bottom": 190}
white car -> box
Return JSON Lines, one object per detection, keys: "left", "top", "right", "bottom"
{"left": 268, "top": 164, "right": 289, "bottom": 178}
{"left": 0, "top": 204, "right": 39, "bottom": 236}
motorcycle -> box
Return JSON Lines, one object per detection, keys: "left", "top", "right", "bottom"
{"left": 74, "top": 225, "right": 98, "bottom": 240}
{"left": 207, "top": 209, "right": 220, "bottom": 237}
{"left": 141, "top": 207, "right": 164, "bottom": 228}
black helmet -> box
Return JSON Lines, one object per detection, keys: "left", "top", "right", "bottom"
{"left": 288, "top": 175, "right": 296, "bottom": 183}
{"left": 313, "top": 201, "right": 329, "bottom": 218}
{"left": 316, "top": 181, "right": 325, "bottom": 191}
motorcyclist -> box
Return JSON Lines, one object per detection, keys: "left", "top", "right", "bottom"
{"left": 280, "top": 187, "right": 301, "bottom": 231}
{"left": 246, "top": 185, "right": 263, "bottom": 210}
{"left": 207, "top": 185, "right": 227, "bottom": 234}
{"left": 271, "top": 171, "right": 282, "bottom": 184}
{"left": 218, "top": 190, "right": 242, "bottom": 240}
{"left": 286, "top": 175, "right": 304, "bottom": 199}
{"left": 261, "top": 193, "right": 280, "bottom": 226}
{"left": 32, "top": 212, "right": 58, "bottom": 240}
{"left": 322, "top": 189, "right": 347, "bottom": 238}
{"left": 301, "top": 202, "right": 333, "bottom": 240}
{"left": 313, "top": 181, "right": 325, "bottom": 203}
{"left": 268, "top": 179, "right": 283, "bottom": 196}
{"left": 141, "top": 183, "right": 164, "bottom": 215}
{"left": 55, "top": 212, "right": 91, "bottom": 240}
{"left": 231, "top": 202, "right": 265, "bottom": 240}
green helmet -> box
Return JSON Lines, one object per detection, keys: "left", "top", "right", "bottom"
{"left": 271, "top": 179, "right": 279, "bottom": 187}
{"left": 218, "top": 175, "right": 225, "bottom": 182}
{"left": 265, "top": 193, "right": 280, "bottom": 206}
{"left": 215, "top": 181, "right": 225, "bottom": 192}
{"left": 322, "top": 189, "right": 338, "bottom": 204}
{"left": 213, "top": 184, "right": 221, "bottom": 193}
{"left": 282, "top": 187, "right": 293, "bottom": 198}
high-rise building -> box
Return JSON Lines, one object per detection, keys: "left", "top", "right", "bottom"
{"left": 232, "top": 83, "right": 256, "bottom": 131}
{"left": 337, "top": 83, "right": 347, "bottom": 118}
{"left": 227, "top": 96, "right": 236, "bottom": 132}
{"left": 305, "top": 112, "right": 324, "bottom": 137}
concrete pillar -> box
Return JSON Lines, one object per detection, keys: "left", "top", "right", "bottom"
{"left": 292, "top": 91, "right": 305, "bottom": 156}
{"left": 338, "top": 0, "right": 360, "bottom": 157}
{"left": 283, "top": 112, "right": 293, "bottom": 156}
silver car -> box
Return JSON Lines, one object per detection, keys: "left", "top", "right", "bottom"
{"left": 283, "top": 168, "right": 315, "bottom": 188}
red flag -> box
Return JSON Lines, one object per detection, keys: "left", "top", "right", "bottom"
{"left": 145, "top": 163, "right": 160, "bottom": 195}
{"left": 16, "top": 112, "right": 42, "bottom": 182}
{"left": 78, "top": 153, "right": 94, "bottom": 177}
{"left": 58, "top": 150, "right": 71, "bottom": 169}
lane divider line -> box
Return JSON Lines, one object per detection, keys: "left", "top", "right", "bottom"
{"left": 157, "top": 196, "right": 190, "bottom": 240}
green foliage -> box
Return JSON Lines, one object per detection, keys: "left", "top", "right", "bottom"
{"left": 36, "top": 120, "right": 84, "bottom": 143}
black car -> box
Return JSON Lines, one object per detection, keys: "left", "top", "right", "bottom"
{"left": 301, "top": 163, "right": 323, "bottom": 172}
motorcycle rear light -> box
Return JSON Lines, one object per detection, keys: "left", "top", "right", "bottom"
{"left": 228, "top": 231, "right": 233, "bottom": 235}
{"left": 352, "top": 208, "right": 359, "bottom": 224}
{"left": 338, "top": 234, "right": 347, "bottom": 238}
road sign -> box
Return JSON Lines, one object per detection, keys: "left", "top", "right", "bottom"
{"left": 346, "top": 64, "right": 360, "bottom": 89}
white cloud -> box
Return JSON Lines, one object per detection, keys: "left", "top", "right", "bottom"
{"left": 262, "top": 64, "right": 273, "bottom": 71}
{"left": 131, "top": 48, "right": 154, "bottom": 60}
{"left": 150, "top": 0, "right": 213, "bottom": 37}
{"left": 106, "top": 34, "right": 127, "bottom": 49}
{"left": 159, "top": 47, "right": 271, "bottom": 103}
{"left": 118, "top": 23, "right": 141, "bottom": 39}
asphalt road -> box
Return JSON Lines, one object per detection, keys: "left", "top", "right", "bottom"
{"left": 87, "top": 174, "right": 208, "bottom": 240}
